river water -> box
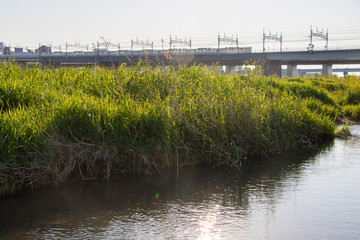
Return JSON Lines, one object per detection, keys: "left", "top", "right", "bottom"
{"left": 1, "top": 126, "right": 360, "bottom": 240}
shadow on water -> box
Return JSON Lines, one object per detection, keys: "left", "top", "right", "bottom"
{"left": 0, "top": 140, "right": 336, "bottom": 239}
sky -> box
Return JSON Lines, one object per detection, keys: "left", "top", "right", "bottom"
{"left": 1, "top": 0, "right": 360, "bottom": 52}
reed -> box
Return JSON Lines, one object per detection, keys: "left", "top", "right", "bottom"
{"left": 1, "top": 62, "right": 358, "bottom": 197}
{"left": 342, "top": 104, "right": 360, "bottom": 121}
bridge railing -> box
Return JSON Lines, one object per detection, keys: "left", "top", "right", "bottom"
{"left": 1, "top": 45, "right": 359, "bottom": 59}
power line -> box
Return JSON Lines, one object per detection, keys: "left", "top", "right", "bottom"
{"left": 218, "top": 32, "right": 239, "bottom": 52}
{"left": 4, "top": 26, "right": 360, "bottom": 53}
{"left": 131, "top": 38, "right": 153, "bottom": 50}
{"left": 263, "top": 29, "right": 282, "bottom": 52}
{"left": 308, "top": 25, "right": 328, "bottom": 51}
{"left": 169, "top": 35, "right": 191, "bottom": 49}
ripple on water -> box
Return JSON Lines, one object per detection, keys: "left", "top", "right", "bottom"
{"left": 1, "top": 126, "right": 360, "bottom": 239}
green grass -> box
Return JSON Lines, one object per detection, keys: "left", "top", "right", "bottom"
{"left": 1, "top": 62, "right": 359, "bottom": 197}
{"left": 342, "top": 104, "right": 360, "bottom": 121}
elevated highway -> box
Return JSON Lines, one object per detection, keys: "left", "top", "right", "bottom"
{"left": 1, "top": 48, "right": 360, "bottom": 76}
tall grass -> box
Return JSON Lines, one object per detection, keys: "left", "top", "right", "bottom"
{"left": 2, "top": 62, "right": 357, "bottom": 197}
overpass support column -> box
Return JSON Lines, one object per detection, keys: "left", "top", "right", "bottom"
{"left": 322, "top": 64, "right": 333, "bottom": 76}
{"left": 264, "top": 62, "right": 282, "bottom": 77}
{"left": 286, "top": 64, "right": 298, "bottom": 78}
{"left": 225, "top": 65, "right": 235, "bottom": 74}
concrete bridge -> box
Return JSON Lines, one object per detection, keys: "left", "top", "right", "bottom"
{"left": 1, "top": 48, "right": 360, "bottom": 77}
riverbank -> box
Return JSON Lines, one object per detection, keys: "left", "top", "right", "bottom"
{"left": 1, "top": 62, "right": 359, "bottom": 197}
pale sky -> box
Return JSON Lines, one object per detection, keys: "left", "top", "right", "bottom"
{"left": 1, "top": 0, "right": 360, "bottom": 51}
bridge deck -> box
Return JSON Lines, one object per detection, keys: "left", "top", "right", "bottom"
{"left": 1, "top": 49, "right": 360, "bottom": 77}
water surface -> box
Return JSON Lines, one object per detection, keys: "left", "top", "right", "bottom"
{"left": 1, "top": 126, "right": 360, "bottom": 239}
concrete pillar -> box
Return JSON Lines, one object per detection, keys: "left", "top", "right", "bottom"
{"left": 225, "top": 65, "right": 230, "bottom": 74}
{"left": 286, "top": 64, "right": 298, "bottom": 78}
{"left": 264, "top": 62, "right": 282, "bottom": 77}
{"left": 322, "top": 64, "right": 333, "bottom": 76}
{"left": 225, "top": 65, "right": 235, "bottom": 74}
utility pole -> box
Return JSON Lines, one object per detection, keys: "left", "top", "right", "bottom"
{"left": 97, "top": 38, "right": 120, "bottom": 51}
{"left": 308, "top": 25, "right": 328, "bottom": 51}
{"left": 218, "top": 32, "right": 239, "bottom": 53}
{"left": 263, "top": 29, "right": 283, "bottom": 52}
{"left": 169, "top": 35, "right": 191, "bottom": 50}
{"left": 131, "top": 38, "right": 154, "bottom": 51}
{"left": 66, "top": 41, "right": 89, "bottom": 53}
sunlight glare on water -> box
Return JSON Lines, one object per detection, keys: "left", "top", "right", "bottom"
{"left": 1, "top": 126, "right": 360, "bottom": 239}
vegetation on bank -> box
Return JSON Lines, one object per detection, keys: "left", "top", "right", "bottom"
{"left": 0, "top": 62, "right": 359, "bottom": 197}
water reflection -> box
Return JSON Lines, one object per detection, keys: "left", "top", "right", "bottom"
{"left": 1, "top": 128, "right": 360, "bottom": 239}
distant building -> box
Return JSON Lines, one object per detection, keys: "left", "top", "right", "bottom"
{"left": 3, "top": 47, "right": 11, "bottom": 55}
{"left": 0, "top": 42, "right": 3, "bottom": 55}
{"left": 15, "top": 47, "right": 23, "bottom": 53}
{"left": 36, "top": 45, "right": 51, "bottom": 54}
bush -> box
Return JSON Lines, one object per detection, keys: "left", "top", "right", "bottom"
{"left": 342, "top": 104, "right": 360, "bottom": 121}
{"left": 0, "top": 62, "right": 342, "bottom": 197}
